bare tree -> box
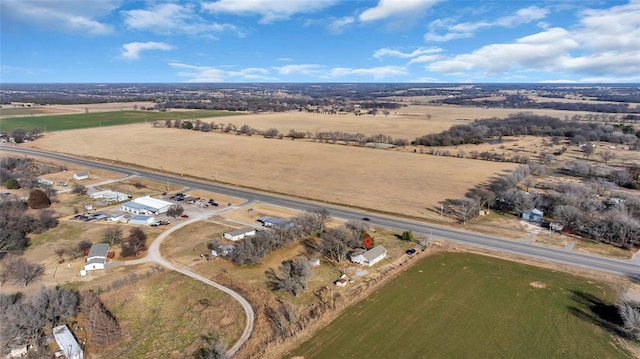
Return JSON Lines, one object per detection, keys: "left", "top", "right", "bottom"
{"left": 5, "top": 256, "right": 45, "bottom": 287}
{"left": 166, "top": 204, "right": 184, "bottom": 218}
{"left": 121, "top": 228, "right": 147, "bottom": 257}
{"left": 54, "top": 248, "right": 66, "bottom": 262}
{"left": 193, "top": 333, "right": 228, "bottom": 359}
{"left": 71, "top": 182, "right": 87, "bottom": 195}
{"left": 102, "top": 226, "right": 124, "bottom": 245}
{"left": 619, "top": 300, "right": 640, "bottom": 339}
{"left": 31, "top": 286, "right": 79, "bottom": 326}
{"left": 598, "top": 149, "right": 617, "bottom": 163}
{"left": 265, "top": 257, "right": 311, "bottom": 296}
{"left": 583, "top": 143, "right": 595, "bottom": 159}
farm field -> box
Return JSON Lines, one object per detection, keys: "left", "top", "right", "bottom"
{"left": 0, "top": 109, "right": 243, "bottom": 132}
{"left": 24, "top": 123, "right": 518, "bottom": 221}
{"left": 289, "top": 252, "right": 632, "bottom": 359}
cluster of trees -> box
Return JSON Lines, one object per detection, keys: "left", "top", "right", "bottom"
{"left": 230, "top": 209, "right": 330, "bottom": 266}
{"left": 444, "top": 160, "right": 640, "bottom": 248}
{"left": 414, "top": 113, "right": 640, "bottom": 147}
{"left": 0, "top": 286, "right": 78, "bottom": 352}
{"left": 166, "top": 204, "right": 185, "bottom": 217}
{"left": 618, "top": 300, "right": 640, "bottom": 340}
{"left": 316, "top": 221, "right": 372, "bottom": 262}
{"left": 1, "top": 196, "right": 58, "bottom": 254}
{"left": 3, "top": 128, "right": 44, "bottom": 143}
{"left": 265, "top": 257, "right": 311, "bottom": 296}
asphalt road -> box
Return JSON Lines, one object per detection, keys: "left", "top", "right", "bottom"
{"left": 3, "top": 145, "right": 640, "bottom": 281}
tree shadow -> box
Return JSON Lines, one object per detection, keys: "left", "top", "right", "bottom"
{"left": 567, "top": 290, "right": 625, "bottom": 337}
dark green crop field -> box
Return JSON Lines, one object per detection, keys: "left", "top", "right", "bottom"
{"left": 289, "top": 252, "right": 631, "bottom": 359}
{"left": 0, "top": 110, "right": 243, "bottom": 132}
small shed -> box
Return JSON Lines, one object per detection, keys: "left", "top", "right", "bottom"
{"left": 335, "top": 278, "right": 348, "bottom": 287}
{"left": 309, "top": 258, "right": 320, "bottom": 267}
{"left": 522, "top": 208, "right": 544, "bottom": 222}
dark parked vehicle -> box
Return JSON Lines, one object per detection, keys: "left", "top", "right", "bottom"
{"left": 406, "top": 248, "right": 417, "bottom": 255}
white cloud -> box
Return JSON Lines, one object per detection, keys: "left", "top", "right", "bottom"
{"left": 1, "top": 0, "right": 118, "bottom": 35}
{"left": 169, "top": 63, "right": 276, "bottom": 82}
{"left": 428, "top": 28, "right": 579, "bottom": 74}
{"left": 328, "top": 16, "right": 355, "bottom": 34}
{"left": 407, "top": 54, "right": 443, "bottom": 65}
{"left": 273, "top": 64, "right": 325, "bottom": 76}
{"left": 359, "top": 0, "right": 440, "bottom": 22}
{"left": 202, "top": 0, "right": 339, "bottom": 24}
{"left": 328, "top": 66, "right": 408, "bottom": 79}
{"left": 122, "top": 42, "right": 174, "bottom": 60}
{"left": 122, "top": 3, "right": 240, "bottom": 36}
{"left": 373, "top": 47, "right": 441, "bottom": 59}
{"left": 425, "top": 5, "right": 548, "bottom": 42}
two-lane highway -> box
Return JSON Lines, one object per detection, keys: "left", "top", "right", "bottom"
{"left": 3, "top": 145, "right": 639, "bottom": 280}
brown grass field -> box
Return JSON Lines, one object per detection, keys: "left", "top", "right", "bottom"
{"left": 0, "top": 101, "right": 158, "bottom": 118}
{"left": 23, "top": 123, "right": 517, "bottom": 221}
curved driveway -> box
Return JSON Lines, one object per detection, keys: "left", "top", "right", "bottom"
{"left": 119, "top": 216, "right": 254, "bottom": 357}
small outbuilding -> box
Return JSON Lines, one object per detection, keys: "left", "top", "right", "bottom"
{"left": 85, "top": 243, "right": 110, "bottom": 271}
{"left": 309, "top": 258, "right": 321, "bottom": 267}
{"left": 52, "top": 325, "right": 83, "bottom": 359}
{"left": 350, "top": 245, "right": 388, "bottom": 267}
{"left": 522, "top": 208, "right": 544, "bottom": 222}
{"left": 224, "top": 227, "right": 257, "bottom": 241}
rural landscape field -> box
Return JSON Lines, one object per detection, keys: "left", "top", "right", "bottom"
{"left": 2, "top": 82, "right": 640, "bottom": 359}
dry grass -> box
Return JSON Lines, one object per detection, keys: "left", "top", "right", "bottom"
{"left": 25, "top": 124, "right": 517, "bottom": 220}
{"left": 0, "top": 102, "right": 157, "bottom": 118}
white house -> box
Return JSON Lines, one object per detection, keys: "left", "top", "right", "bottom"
{"left": 53, "top": 325, "right": 83, "bottom": 359}
{"left": 120, "top": 196, "right": 172, "bottom": 215}
{"left": 129, "top": 215, "right": 155, "bottom": 226}
{"left": 90, "top": 190, "right": 129, "bottom": 202}
{"left": 107, "top": 214, "right": 129, "bottom": 223}
{"left": 85, "top": 243, "right": 110, "bottom": 271}
{"left": 223, "top": 227, "right": 257, "bottom": 241}
{"left": 350, "top": 245, "right": 388, "bottom": 267}
{"left": 73, "top": 172, "right": 89, "bottom": 180}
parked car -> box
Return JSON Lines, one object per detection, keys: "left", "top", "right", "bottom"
{"left": 181, "top": 214, "right": 189, "bottom": 218}
{"left": 406, "top": 248, "right": 417, "bottom": 255}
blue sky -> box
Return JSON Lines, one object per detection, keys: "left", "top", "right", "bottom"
{"left": 1, "top": 0, "right": 639, "bottom": 83}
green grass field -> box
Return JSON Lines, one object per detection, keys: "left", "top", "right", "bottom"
{"left": 0, "top": 110, "right": 243, "bottom": 132}
{"left": 289, "top": 252, "right": 631, "bottom": 359}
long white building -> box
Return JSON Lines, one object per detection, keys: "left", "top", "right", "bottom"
{"left": 120, "top": 195, "right": 172, "bottom": 215}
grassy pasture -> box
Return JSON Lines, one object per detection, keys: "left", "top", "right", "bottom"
{"left": 289, "top": 252, "right": 631, "bottom": 359}
{"left": 98, "top": 270, "right": 245, "bottom": 358}
{"left": 0, "top": 110, "right": 243, "bottom": 132}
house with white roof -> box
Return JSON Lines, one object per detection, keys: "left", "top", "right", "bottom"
{"left": 224, "top": 227, "right": 257, "bottom": 241}
{"left": 350, "top": 245, "right": 388, "bottom": 267}
{"left": 85, "top": 243, "right": 110, "bottom": 271}
{"left": 53, "top": 325, "right": 83, "bottom": 359}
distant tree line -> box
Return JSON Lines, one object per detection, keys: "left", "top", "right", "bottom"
{"left": 414, "top": 113, "right": 640, "bottom": 147}
{"left": 438, "top": 94, "right": 640, "bottom": 114}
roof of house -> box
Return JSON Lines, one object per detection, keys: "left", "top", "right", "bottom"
{"left": 74, "top": 172, "right": 88, "bottom": 177}
{"left": 87, "top": 243, "right": 110, "bottom": 258}
{"left": 526, "top": 208, "right": 544, "bottom": 215}
{"left": 227, "top": 227, "right": 256, "bottom": 236}
{"left": 53, "top": 325, "right": 82, "bottom": 357}
{"left": 361, "top": 245, "right": 387, "bottom": 262}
